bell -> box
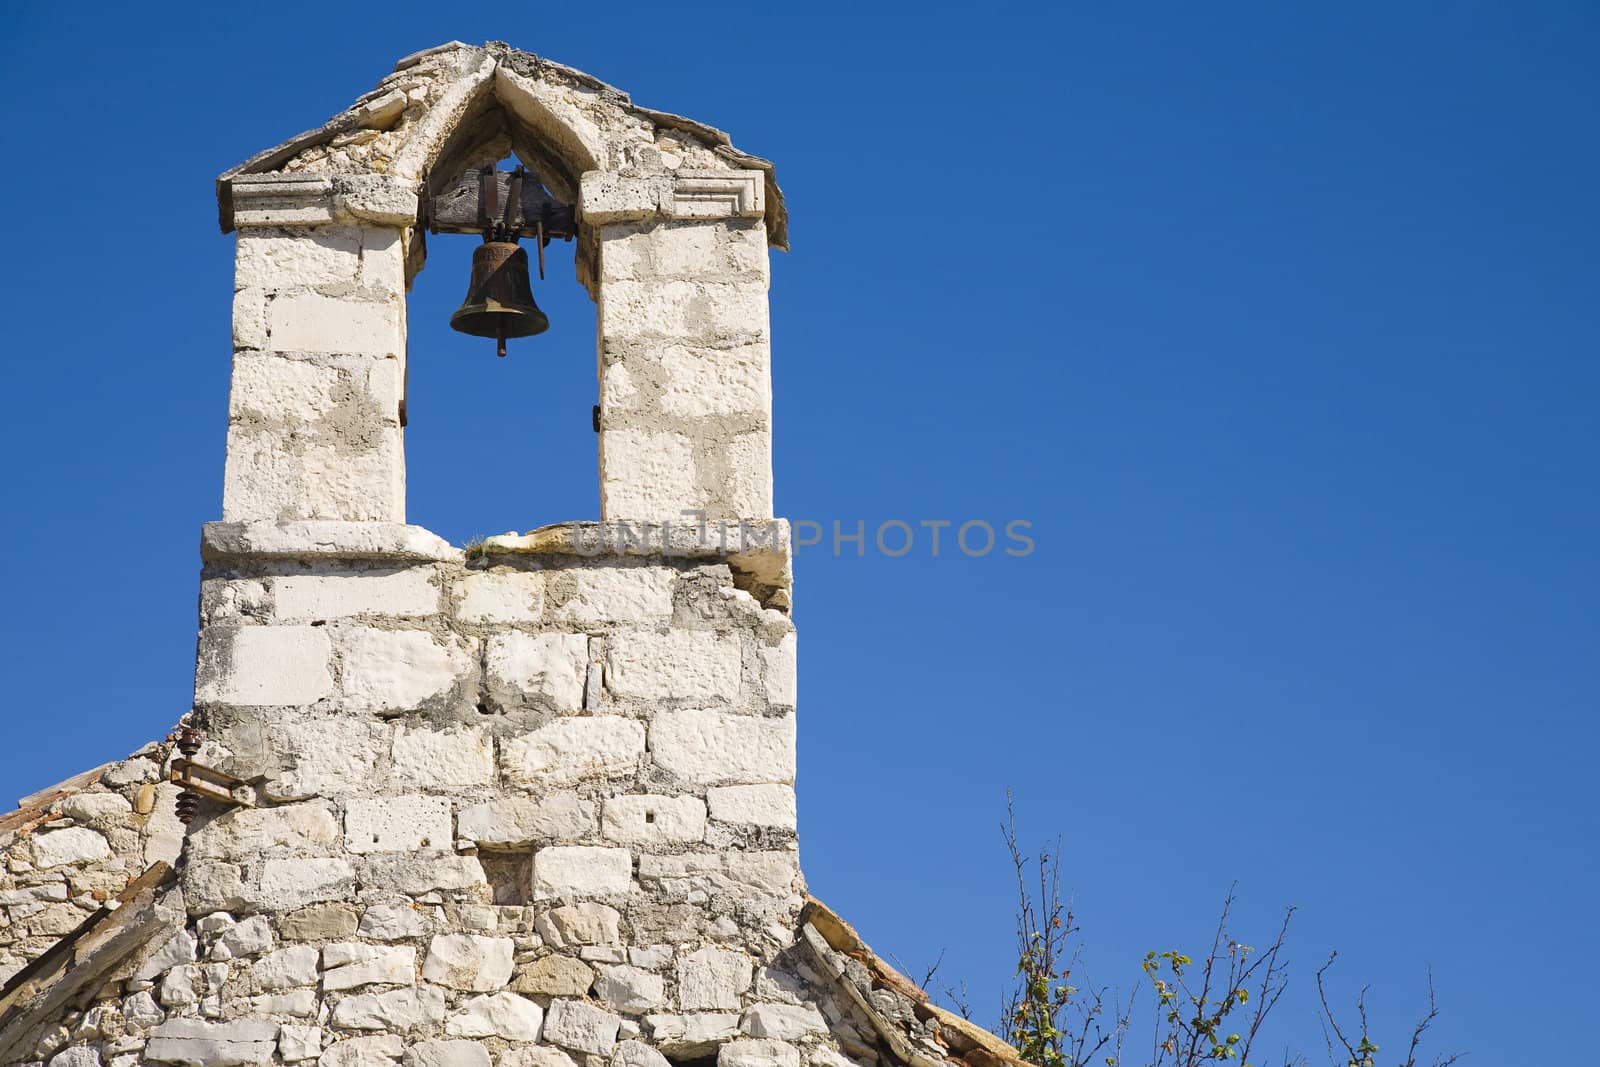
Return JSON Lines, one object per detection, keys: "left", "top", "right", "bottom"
{"left": 450, "top": 239, "right": 549, "bottom": 356}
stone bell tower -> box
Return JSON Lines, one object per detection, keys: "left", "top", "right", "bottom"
{"left": 0, "top": 42, "right": 1021, "bottom": 1067}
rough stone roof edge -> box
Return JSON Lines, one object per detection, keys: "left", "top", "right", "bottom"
{"left": 215, "top": 40, "right": 789, "bottom": 248}
{"left": 801, "top": 896, "right": 1025, "bottom": 1067}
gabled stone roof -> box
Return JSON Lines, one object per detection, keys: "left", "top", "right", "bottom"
{"left": 216, "top": 41, "right": 788, "bottom": 248}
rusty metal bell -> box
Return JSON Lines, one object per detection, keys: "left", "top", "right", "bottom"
{"left": 450, "top": 239, "right": 549, "bottom": 356}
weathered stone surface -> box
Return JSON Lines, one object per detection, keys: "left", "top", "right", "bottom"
{"left": 535, "top": 902, "right": 623, "bottom": 947}
{"left": 679, "top": 947, "right": 754, "bottom": 1010}
{"left": 32, "top": 827, "right": 111, "bottom": 869}
{"left": 321, "top": 1036, "right": 405, "bottom": 1067}
{"left": 595, "top": 963, "right": 667, "bottom": 1012}
{"left": 741, "top": 1003, "right": 827, "bottom": 1040}
{"left": 345, "top": 795, "right": 453, "bottom": 853}
{"left": 360, "top": 853, "right": 486, "bottom": 895}
{"left": 646, "top": 1013, "right": 741, "bottom": 1055}
{"left": 272, "top": 569, "right": 437, "bottom": 621}
{"left": 265, "top": 719, "right": 387, "bottom": 800}
{"left": 512, "top": 953, "right": 596, "bottom": 996}
{"left": 612, "top": 1039, "right": 672, "bottom": 1067}
{"left": 55, "top": 791, "right": 134, "bottom": 822}
{"left": 196, "top": 625, "right": 332, "bottom": 705}
{"left": 213, "top": 916, "right": 275, "bottom": 960}
{"left": 444, "top": 991, "right": 545, "bottom": 1040}
{"left": 145, "top": 1019, "right": 279, "bottom": 1066}
{"left": 323, "top": 943, "right": 417, "bottom": 990}
{"left": 760, "top": 634, "right": 796, "bottom": 706}
{"left": 252, "top": 857, "right": 356, "bottom": 910}
{"left": 457, "top": 793, "right": 596, "bottom": 846}
{"left": 706, "top": 785, "right": 796, "bottom": 830}
{"left": 331, "top": 986, "right": 447, "bottom": 1030}
{"left": 501, "top": 1048, "right": 581, "bottom": 1067}
{"left": 650, "top": 710, "right": 796, "bottom": 786}
{"left": 253, "top": 945, "right": 320, "bottom": 991}
{"left": 602, "top": 794, "right": 707, "bottom": 845}
{"left": 423, "top": 934, "right": 515, "bottom": 991}
{"left": 720, "top": 1040, "right": 801, "bottom": 1067}
{"left": 454, "top": 570, "right": 543, "bottom": 623}
{"left": 606, "top": 631, "right": 742, "bottom": 703}
{"left": 502, "top": 717, "right": 645, "bottom": 787}
{"left": 190, "top": 801, "right": 339, "bottom": 862}
{"left": 339, "top": 628, "right": 472, "bottom": 713}
{"left": 545, "top": 998, "right": 624, "bottom": 1055}
{"left": 404, "top": 1041, "right": 491, "bottom": 1067}
{"left": 485, "top": 632, "right": 588, "bottom": 712}
{"left": 533, "top": 846, "right": 635, "bottom": 900}
{"left": 267, "top": 292, "right": 402, "bottom": 356}
{"left": 390, "top": 725, "right": 495, "bottom": 788}
{"left": 279, "top": 902, "right": 360, "bottom": 940}
{"left": 547, "top": 567, "right": 676, "bottom": 625}
{"left": 277, "top": 1024, "right": 323, "bottom": 1063}
{"left": 48, "top": 1049, "right": 101, "bottom": 1067}
{"left": 360, "top": 902, "right": 427, "bottom": 941}
{"left": 136, "top": 930, "right": 199, "bottom": 981}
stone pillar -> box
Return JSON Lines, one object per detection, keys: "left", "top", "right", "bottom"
{"left": 585, "top": 171, "right": 774, "bottom": 523}
{"left": 222, "top": 176, "right": 416, "bottom": 523}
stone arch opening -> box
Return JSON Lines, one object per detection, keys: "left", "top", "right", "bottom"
{"left": 218, "top": 42, "right": 782, "bottom": 536}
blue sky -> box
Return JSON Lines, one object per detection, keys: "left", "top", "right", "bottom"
{"left": 2, "top": 2, "right": 1596, "bottom": 1061}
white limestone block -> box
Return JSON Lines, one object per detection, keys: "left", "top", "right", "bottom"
{"left": 740, "top": 1004, "right": 827, "bottom": 1040}
{"left": 706, "top": 785, "right": 796, "bottom": 830}
{"left": 321, "top": 1035, "right": 404, "bottom": 1067}
{"left": 190, "top": 802, "right": 340, "bottom": 862}
{"left": 602, "top": 795, "right": 707, "bottom": 845}
{"left": 268, "top": 293, "right": 402, "bottom": 356}
{"left": 444, "top": 991, "right": 545, "bottom": 1040}
{"left": 600, "top": 429, "right": 699, "bottom": 520}
{"left": 197, "top": 626, "right": 332, "bottom": 706}
{"left": 649, "top": 710, "right": 795, "bottom": 786}
{"left": 359, "top": 903, "right": 428, "bottom": 941}
{"left": 594, "top": 964, "right": 666, "bottom": 1012}
{"left": 485, "top": 632, "right": 588, "bottom": 713}
{"left": 144, "top": 1018, "right": 279, "bottom": 1066}
{"left": 55, "top": 792, "right": 133, "bottom": 822}
{"left": 338, "top": 628, "right": 471, "bottom": 713}
{"left": 533, "top": 845, "right": 634, "bottom": 901}
{"left": 606, "top": 631, "right": 742, "bottom": 703}
{"left": 277, "top": 1024, "right": 323, "bottom": 1063}
{"left": 264, "top": 719, "right": 386, "bottom": 801}
{"left": 501, "top": 717, "right": 645, "bottom": 787}
{"left": 678, "top": 947, "right": 754, "bottom": 1011}
{"left": 252, "top": 946, "right": 320, "bottom": 991}
{"left": 136, "top": 931, "right": 198, "bottom": 982}
{"left": 503, "top": 1050, "right": 581, "bottom": 1067}
{"left": 645, "top": 1013, "right": 740, "bottom": 1054}
{"left": 611, "top": 1040, "right": 672, "bottom": 1067}
{"left": 236, "top": 226, "right": 361, "bottom": 288}
{"left": 544, "top": 998, "right": 624, "bottom": 1055}
{"left": 212, "top": 916, "right": 275, "bottom": 960}
{"left": 720, "top": 1041, "right": 800, "bottom": 1067}
{"left": 251, "top": 857, "right": 355, "bottom": 911}
{"left": 331, "top": 986, "right": 447, "bottom": 1030}
{"left": 322, "top": 943, "right": 417, "bottom": 991}
{"left": 454, "top": 571, "right": 543, "bottom": 623}
{"left": 390, "top": 726, "right": 495, "bottom": 789}
{"left": 599, "top": 222, "right": 766, "bottom": 283}
{"left": 534, "top": 902, "right": 622, "bottom": 948}
{"left": 422, "top": 935, "right": 515, "bottom": 992}
{"left": 271, "top": 570, "right": 437, "bottom": 621}
{"left": 760, "top": 634, "right": 796, "bottom": 707}
{"left": 222, "top": 419, "right": 404, "bottom": 523}
{"left": 345, "top": 795, "right": 451, "bottom": 853}
{"left": 360, "top": 853, "right": 486, "bottom": 896}
{"left": 31, "top": 827, "right": 110, "bottom": 869}
{"left": 724, "top": 431, "right": 774, "bottom": 519}
{"left": 657, "top": 343, "right": 771, "bottom": 419}
{"left": 457, "top": 793, "right": 596, "bottom": 847}
{"left": 547, "top": 566, "right": 676, "bottom": 626}
{"left": 405, "top": 1041, "right": 491, "bottom": 1067}
{"left": 599, "top": 280, "right": 768, "bottom": 344}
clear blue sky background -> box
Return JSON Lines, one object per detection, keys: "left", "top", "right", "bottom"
{"left": 2, "top": 3, "right": 1595, "bottom": 1061}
